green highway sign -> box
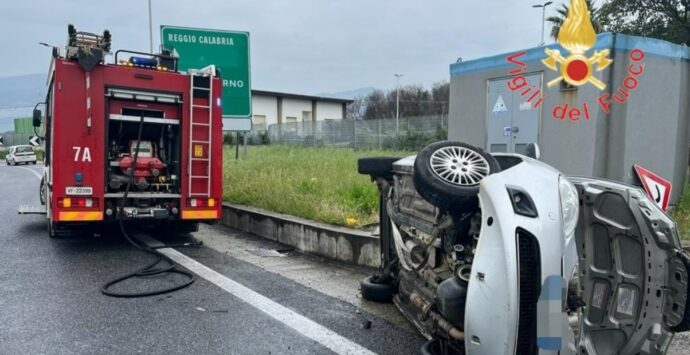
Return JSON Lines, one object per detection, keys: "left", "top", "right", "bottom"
{"left": 161, "top": 25, "right": 252, "bottom": 127}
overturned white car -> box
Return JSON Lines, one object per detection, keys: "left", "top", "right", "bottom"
{"left": 358, "top": 141, "right": 689, "bottom": 355}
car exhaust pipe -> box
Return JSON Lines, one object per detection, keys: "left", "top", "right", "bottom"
{"left": 410, "top": 293, "right": 465, "bottom": 341}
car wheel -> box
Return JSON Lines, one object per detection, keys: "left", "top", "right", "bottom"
{"left": 413, "top": 141, "right": 500, "bottom": 210}
{"left": 357, "top": 157, "right": 402, "bottom": 179}
{"left": 420, "top": 339, "right": 442, "bottom": 355}
{"left": 360, "top": 275, "right": 396, "bottom": 303}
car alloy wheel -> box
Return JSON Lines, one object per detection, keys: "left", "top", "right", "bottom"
{"left": 429, "top": 145, "right": 491, "bottom": 186}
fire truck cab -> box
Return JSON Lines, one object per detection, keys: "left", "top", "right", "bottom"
{"left": 22, "top": 25, "right": 223, "bottom": 237}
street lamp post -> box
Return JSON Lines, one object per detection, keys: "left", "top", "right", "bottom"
{"left": 533, "top": 1, "right": 553, "bottom": 46}
{"left": 394, "top": 73, "right": 403, "bottom": 140}
{"left": 148, "top": 0, "right": 153, "bottom": 53}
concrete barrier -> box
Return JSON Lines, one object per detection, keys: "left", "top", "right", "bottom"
{"left": 220, "top": 203, "right": 381, "bottom": 268}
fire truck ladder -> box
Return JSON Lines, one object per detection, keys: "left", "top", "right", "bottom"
{"left": 188, "top": 65, "right": 216, "bottom": 197}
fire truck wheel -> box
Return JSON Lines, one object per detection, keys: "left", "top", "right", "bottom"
{"left": 175, "top": 222, "right": 199, "bottom": 234}
{"left": 39, "top": 177, "right": 46, "bottom": 205}
{"left": 48, "top": 221, "right": 57, "bottom": 238}
{"left": 48, "top": 221, "right": 70, "bottom": 238}
{"left": 160, "top": 221, "right": 199, "bottom": 236}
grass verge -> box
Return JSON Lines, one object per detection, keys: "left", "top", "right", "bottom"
{"left": 223, "top": 146, "right": 412, "bottom": 228}
{"left": 671, "top": 181, "right": 690, "bottom": 242}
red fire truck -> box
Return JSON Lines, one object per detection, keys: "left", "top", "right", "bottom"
{"left": 23, "top": 25, "right": 223, "bottom": 237}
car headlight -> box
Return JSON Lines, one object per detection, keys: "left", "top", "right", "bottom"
{"left": 559, "top": 176, "right": 579, "bottom": 236}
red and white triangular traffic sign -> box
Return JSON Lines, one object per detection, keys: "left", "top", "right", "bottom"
{"left": 634, "top": 164, "right": 672, "bottom": 211}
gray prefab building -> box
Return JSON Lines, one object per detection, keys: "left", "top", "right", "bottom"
{"left": 449, "top": 33, "right": 690, "bottom": 203}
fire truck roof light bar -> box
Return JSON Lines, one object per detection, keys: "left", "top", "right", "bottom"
{"left": 114, "top": 49, "right": 178, "bottom": 72}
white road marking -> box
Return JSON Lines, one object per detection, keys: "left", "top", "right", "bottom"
{"left": 17, "top": 166, "right": 42, "bottom": 180}
{"left": 158, "top": 247, "right": 376, "bottom": 355}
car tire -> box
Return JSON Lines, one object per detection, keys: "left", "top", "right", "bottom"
{"left": 671, "top": 251, "right": 690, "bottom": 332}
{"left": 357, "top": 157, "right": 402, "bottom": 178}
{"left": 413, "top": 141, "right": 500, "bottom": 210}
{"left": 420, "top": 339, "right": 441, "bottom": 355}
{"left": 360, "top": 275, "right": 396, "bottom": 303}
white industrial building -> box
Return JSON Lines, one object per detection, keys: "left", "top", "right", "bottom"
{"left": 250, "top": 90, "right": 352, "bottom": 131}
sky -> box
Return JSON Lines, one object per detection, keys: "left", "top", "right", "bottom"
{"left": 0, "top": 0, "right": 556, "bottom": 95}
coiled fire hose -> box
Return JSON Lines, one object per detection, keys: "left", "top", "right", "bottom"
{"left": 101, "top": 113, "right": 197, "bottom": 297}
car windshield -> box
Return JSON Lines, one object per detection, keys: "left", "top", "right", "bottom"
{"left": 16, "top": 146, "right": 33, "bottom": 153}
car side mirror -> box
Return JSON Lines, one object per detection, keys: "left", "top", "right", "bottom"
{"left": 32, "top": 109, "right": 42, "bottom": 127}
{"left": 525, "top": 143, "right": 541, "bottom": 160}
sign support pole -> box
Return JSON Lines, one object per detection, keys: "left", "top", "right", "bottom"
{"left": 235, "top": 132, "right": 240, "bottom": 160}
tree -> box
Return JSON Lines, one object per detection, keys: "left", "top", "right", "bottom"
{"left": 599, "top": 0, "right": 690, "bottom": 46}
{"left": 355, "top": 82, "right": 450, "bottom": 120}
{"left": 346, "top": 95, "right": 366, "bottom": 120}
{"left": 431, "top": 81, "right": 450, "bottom": 115}
{"left": 547, "top": 0, "right": 604, "bottom": 41}
{"left": 363, "top": 89, "right": 389, "bottom": 120}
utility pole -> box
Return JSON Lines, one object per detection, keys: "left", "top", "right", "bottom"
{"left": 533, "top": 1, "right": 553, "bottom": 46}
{"left": 394, "top": 73, "right": 403, "bottom": 141}
{"left": 148, "top": 0, "right": 153, "bottom": 53}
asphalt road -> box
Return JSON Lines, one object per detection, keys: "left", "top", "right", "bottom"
{"left": 0, "top": 163, "right": 423, "bottom": 355}
{"left": 0, "top": 162, "right": 688, "bottom": 355}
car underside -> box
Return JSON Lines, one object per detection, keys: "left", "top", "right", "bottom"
{"left": 358, "top": 141, "right": 690, "bottom": 355}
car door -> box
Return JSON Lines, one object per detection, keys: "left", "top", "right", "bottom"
{"left": 569, "top": 177, "right": 689, "bottom": 354}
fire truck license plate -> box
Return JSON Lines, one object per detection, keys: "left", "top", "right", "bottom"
{"left": 66, "top": 187, "right": 93, "bottom": 195}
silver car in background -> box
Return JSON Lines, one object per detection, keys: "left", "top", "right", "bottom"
{"left": 5, "top": 145, "right": 37, "bottom": 165}
{"left": 358, "top": 141, "right": 689, "bottom": 355}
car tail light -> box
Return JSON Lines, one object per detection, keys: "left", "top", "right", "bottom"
{"left": 58, "top": 197, "right": 98, "bottom": 208}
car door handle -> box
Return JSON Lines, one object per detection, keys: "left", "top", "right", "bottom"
{"left": 512, "top": 126, "right": 520, "bottom": 133}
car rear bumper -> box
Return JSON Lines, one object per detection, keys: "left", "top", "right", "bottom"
{"left": 11, "top": 156, "right": 37, "bottom": 162}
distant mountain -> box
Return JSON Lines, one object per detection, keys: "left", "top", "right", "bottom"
{"left": 319, "top": 87, "right": 375, "bottom": 100}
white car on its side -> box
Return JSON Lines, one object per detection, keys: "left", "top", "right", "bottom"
{"left": 5, "top": 145, "right": 37, "bottom": 165}
{"left": 358, "top": 141, "right": 689, "bottom": 355}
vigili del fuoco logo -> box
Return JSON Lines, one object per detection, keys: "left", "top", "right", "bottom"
{"left": 505, "top": 0, "right": 645, "bottom": 122}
